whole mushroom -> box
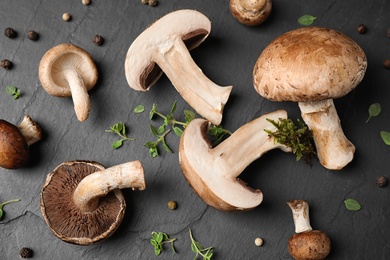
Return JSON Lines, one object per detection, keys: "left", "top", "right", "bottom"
{"left": 40, "top": 160, "right": 145, "bottom": 245}
{"left": 39, "top": 44, "right": 98, "bottom": 122}
{"left": 253, "top": 27, "right": 367, "bottom": 170}
{"left": 287, "top": 200, "right": 331, "bottom": 260}
{"left": 230, "top": 0, "right": 272, "bottom": 26}
{"left": 0, "top": 115, "right": 42, "bottom": 169}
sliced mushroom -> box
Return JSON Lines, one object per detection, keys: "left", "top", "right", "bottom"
{"left": 125, "top": 9, "right": 232, "bottom": 126}
{"left": 230, "top": 0, "right": 272, "bottom": 26}
{"left": 179, "top": 110, "right": 290, "bottom": 211}
{"left": 0, "top": 115, "right": 42, "bottom": 169}
{"left": 253, "top": 27, "right": 367, "bottom": 170}
{"left": 40, "top": 160, "right": 145, "bottom": 245}
{"left": 39, "top": 44, "right": 98, "bottom": 122}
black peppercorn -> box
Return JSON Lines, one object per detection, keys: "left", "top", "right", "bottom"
{"left": 27, "top": 30, "right": 39, "bottom": 41}
{"left": 376, "top": 176, "right": 388, "bottom": 187}
{"left": 384, "top": 59, "right": 390, "bottom": 69}
{"left": 93, "top": 35, "right": 104, "bottom": 46}
{"left": 4, "top": 27, "right": 17, "bottom": 38}
{"left": 0, "top": 59, "right": 12, "bottom": 70}
{"left": 357, "top": 24, "right": 367, "bottom": 34}
{"left": 19, "top": 247, "right": 33, "bottom": 258}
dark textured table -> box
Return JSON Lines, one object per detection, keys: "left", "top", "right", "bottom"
{"left": 1, "top": 0, "right": 389, "bottom": 259}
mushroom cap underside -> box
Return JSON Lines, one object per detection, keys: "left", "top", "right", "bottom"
{"left": 0, "top": 119, "right": 29, "bottom": 169}
{"left": 124, "top": 9, "right": 211, "bottom": 91}
{"left": 229, "top": 0, "right": 272, "bottom": 26}
{"left": 40, "top": 160, "right": 125, "bottom": 245}
{"left": 288, "top": 230, "right": 331, "bottom": 260}
{"left": 253, "top": 27, "right": 367, "bottom": 102}
{"left": 39, "top": 44, "right": 98, "bottom": 97}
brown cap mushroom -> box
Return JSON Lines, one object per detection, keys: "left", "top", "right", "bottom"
{"left": 230, "top": 0, "right": 272, "bottom": 26}
{"left": 253, "top": 27, "right": 367, "bottom": 170}
{"left": 39, "top": 44, "right": 98, "bottom": 122}
{"left": 287, "top": 200, "right": 331, "bottom": 260}
{"left": 0, "top": 115, "right": 42, "bottom": 169}
{"left": 179, "top": 110, "right": 290, "bottom": 211}
{"left": 125, "top": 9, "right": 232, "bottom": 126}
{"left": 40, "top": 160, "right": 145, "bottom": 245}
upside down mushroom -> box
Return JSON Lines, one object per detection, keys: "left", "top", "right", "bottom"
{"left": 229, "top": 0, "right": 272, "bottom": 26}
{"left": 40, "top": 160, "right": 145, "bottom": 245}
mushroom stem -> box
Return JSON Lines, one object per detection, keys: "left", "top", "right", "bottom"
{"left": 17, "top": 115, "right": 42, "bottom": 146}
{"left": 64, "top": 68, "right": 91, "bottom": 122}
{"left": 73, "top": 160, "right": 145, "bottom": 212}
{"left": 298, "top": 99, "right": 355, "bottom": 170}
{"left": 287, "top": 200, "right": 313, "bottom": 233}
{"left": 154, "top": 36, "right": 232, "bottom": 126}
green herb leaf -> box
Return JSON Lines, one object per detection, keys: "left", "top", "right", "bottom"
{"left": 0, "top": 199, "right": 20, "bottom": 220}
{"left": 380, "top": 131, "right": 390, "bottom": 145}
{"left": 366, "top": 103, "right": 381, "bottom": 123}
{"left": 105, "top": 122, "right": 135, "bottom": 149}
{"left": 112, "top": 140, "right": 123, "bottom": 149}
{"left": 5, "top": 86, "right": 21, "bottom": 99}
{"left": 344, "top": 198, "right": 361, "bottom": 211}
{"left": 189, "top": 229, "right": 214, "bottom": 260}
{"left": 173, "top": 126, "right": 183, "bottom": 137}
{"left": 150, "top": 231, "right": 176, "bottom": 256}
{"left": 134, "top": 104, "right": 145, "bottom": 113}
{"left": 298, "top": 14, "right": 317, "bottom": 26}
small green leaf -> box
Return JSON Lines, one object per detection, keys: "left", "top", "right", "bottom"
{"left": 162, "top": 142, "right": 173, "bottom": 153}
{"left": 154, "top": 247, "right": 161, "bottom": 256}
{"left": 150, "top": 103, "right": 157, "bottom": 119}
{"left": 173, "top": 126, "right": 183, "bottom": 137}
{"left": 5, "top": 85, "right": 20, "bottom": 99}
{"left": 150, "top": 239, "right": 157, "bottom": 246}
{"left": 134, "top": 105, "right": 145, "bottom": 113}
{"left": 156, "top": 232, "right": 163, "bottom": 243}
{"left": 170, "top": 101, "right": 177, "bottom": 114}
{"left": 184, "top": 110, "right": 195, "bottom": 123}
{"left": 380, "top": 131, "right": 390, "bottom": 145}
{"left": 150, "top": 125, "right": 159, "bottom": 136}
{"left": 298, "top": 14, "right": 317, "bottom": 26}
{"left": 0, "top": 208, "right": 3, "bottom": 220}
{"left": 112, "top": 140, "right": 123, "bottom": 149}
{"left": 344, "top": 198, "right": 361, "bottom": 211}
{"left": 366, "top": 103, "right": 381, "bottom": 123}
{"left": 144, "top": 142, "right": 156, "bottom": 149}
{"left": 149, "top": 147, "right": 158, "bottom": 158}
{"left": 157, "top": 125, "right": 165, "bottom": 135}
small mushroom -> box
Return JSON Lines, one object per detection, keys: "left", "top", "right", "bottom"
{"left": 125, "top": 9, "right": 232, "bottom": 126}
{"left": 39, "top": 44, "right": 98, "bottom": 122}
{"left": 40, "top": 160, "right": 145, "bottom": 245}
{"left": 253, "top": 27, "right": 367, "bottom": 170}
{"left": 0, "top": 115, "right": 42, "bottom": 169}
{"left": 287, "top": 200, "right": 331, "bottom": 260}
{"left": 229, "top": 0, "right": 272, "bottom": 26}
{"left": 179, "top": 110, "right": 290, "bottom": 211}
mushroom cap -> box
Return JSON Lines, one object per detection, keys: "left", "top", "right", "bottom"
{"left": 288, "top": 230, "right": 331, "bottom": 260}
{"left": 39, "top": 44, "right": 98, "bottom": 97}
{"left": 0, "top": 119, "right": 29, "bottom": 169}
{"left": 253, "top": 27, "right": 367, "bottom": 102}
{"left": 124, "top": 9, "right": 211, "bottom": 91}
{"left": 40, "top": 161, "right": 126, "bottom": 245}
{"left": 229, "top": 0, "right": 272, "bottom": 26}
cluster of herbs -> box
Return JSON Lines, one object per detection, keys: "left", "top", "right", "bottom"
{"left": 264, "top": 118, "right": 316, "bottom": 162}
{"left": 150, "top": 229, "right": 214, "bottom": 259}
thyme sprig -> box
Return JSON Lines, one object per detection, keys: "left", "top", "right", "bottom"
{"left": 150, "top": 231, "right": 177, "bottom": 256}
{"left": 189, "top": 229, "right": 214, "bottom": 260}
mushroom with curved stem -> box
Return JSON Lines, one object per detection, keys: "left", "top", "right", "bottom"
{"left": 179, "top": 110, "right": 291, "bottom": 211}
{"left": 229, "top": 0, "right": 272, "bottom": 26}
{"left": 253, "top": 27, "right": 367, "bottom": 170}
{"left": 287, "top": 200, "right": 331, "bottom": 260}
{"left": 125, "top": 9, "right": 232, "bottom": 126}
{"left": 40, "top": 160, "right": 146, "bottom": 245}
{"left": 0, "top": 115, "right": 42, "bottom": 169}
{"left": 39, "top": 44, "right": 98, "bottom": 122}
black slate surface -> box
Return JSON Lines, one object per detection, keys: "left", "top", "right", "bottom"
{"left": 1, "top": 0, "right": 390, "bottom": 259}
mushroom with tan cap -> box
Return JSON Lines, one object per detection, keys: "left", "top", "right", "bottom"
{"left": 125, "top": 9, "right": 232, "bottom": 126}
{"left": 40, "top": 160, "right": 145, "bottom": 245}
{"left": 0, "top": 115, "right": 42, "bottom": 169}
{"left": 39, "top": 44, "right": 98, "bottom": 122}
{"left": 287, "top": 200, "right": 331, "bottom": 260}
{"left": 179, "top": 110, "right": 290, "bottom": 211}
{"left": 230, "top": 0, "right": 272, "bottom": 26}
{"left": 253, "top": 27, "right": 367, "bottom": 170}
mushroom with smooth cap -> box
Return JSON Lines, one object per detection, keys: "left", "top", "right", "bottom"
{"left": 125, "top": 9, "right": 232, "bottom": 126}
{"left": 287, "top": 200, "right": 331, "bottom": 260}
{"left": 39, "top": 44, "right": 98, "bottom": 122}
{"left": 179, "top": 110, "right": 290, "bottom": 211}
{"left": 253, "top": 27, "right": 367, "bottom": 170}
{"left": 40, "top": 160, "right": 145, "bottom": 245}
{"left": 0, "top": 115, "right": 42, "bottom": 169}
{"left": 229, "top": 0, "right": 272, "bottom": 26}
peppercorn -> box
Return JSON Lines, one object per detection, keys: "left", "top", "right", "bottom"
{"left": 82, "top": 0, "right": 91, "bottom": 5}
{"left": 141, "top": 0, "right": 149, "bottom": 4}
{"left": 93, "top": 35, "right": 104, "bottom": 46}
{"left": 19, "top": 247, "right": 33, "bottom": 258}
{"left": 384, "top": 59, "right": 390, "bottom": 69}
{"left": 27, "top": 30, "right": 39, "bottom": 41}
{"left": 148, "top": 0, "right": 158, "bottom": 6}
{"left": 4, "top": 27, "right": 17, "bottom": 38}
{"left": 0, "top": 59, "right": 12, "bottom": 70}
{"left": 254, "top": 237, "right": 264, "bottom": 247}
{"left": 62, "top": 13, "right": 72, "bottom": 21}
{"left": 357, "top": 24, "right": 367, "bottom": 34}
{"left": 376, "top": 176, "right": 388, "bottom": 187}
{"left": 167, "top": 200, "right": 177, "bottom": 210}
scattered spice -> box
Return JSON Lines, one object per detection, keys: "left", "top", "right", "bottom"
{"left": 254, "top": 237, "right": 264, "bottom": 247}
{"left": 384, "top": 59, "right": 390, "bottom": 69}
{"left": 92, "top": 35, "right": 104, "bottom": 46}
{"left": 82, "top": 0, "right": 91, "bottom": 5}
{"left": 27, "top": 30, "right": 39, "bottom": 41}
{"left": 4, "top": 27, "right": 17, "bottom": 38}
{"left": 19, "top": 247, "right": 33, "bottom": 258}
{"left": 62, "top": 13, "right": 72, "bottom": 21}
{"left": 357, "top": 24, "right": 367, "bottom": 34}
{"left": 376, "top": 176, "right": 388, "bottom": 187}
{"left": 167, "top": 200, "right": 177, "bottom": 210}
{"left": 0, "top": 59, "right": 13, "bottom": 70}
{"left": 148, "top": 0, "right": 158, "bottom": 6}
